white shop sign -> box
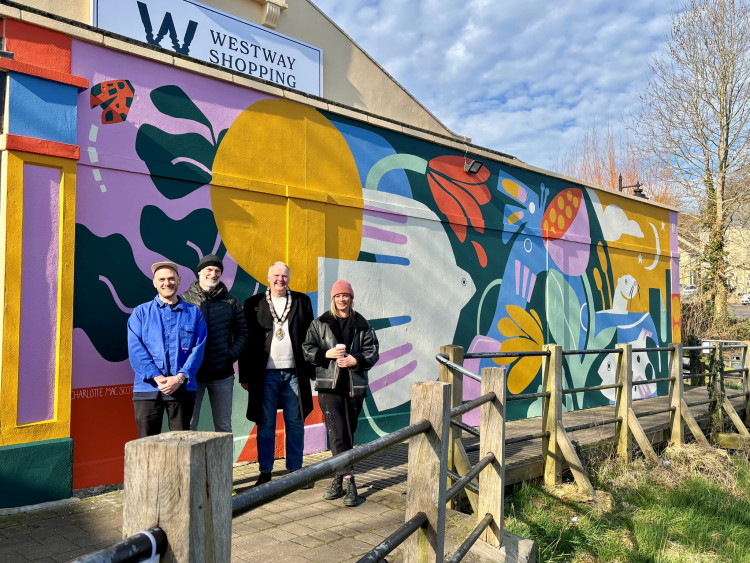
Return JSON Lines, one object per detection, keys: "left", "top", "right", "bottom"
{"left": 92, "top": 0, "right": 323, "bottom": 96}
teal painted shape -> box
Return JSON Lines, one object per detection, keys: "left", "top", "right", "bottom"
{"left": 73, "top": 224, "right": 155, "bottom": 362}
{"left": 0, "top": 438, "right": 73, "bottom": 508}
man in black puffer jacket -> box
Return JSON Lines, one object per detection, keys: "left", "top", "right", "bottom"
{"left": 181, "top": 254, "right": 248, "bottom": 433}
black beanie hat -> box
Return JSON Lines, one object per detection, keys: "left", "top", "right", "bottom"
{"left": 196, "top": 254, "right": 223, "bottom": 274}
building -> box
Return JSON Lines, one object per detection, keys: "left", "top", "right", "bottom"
{"left": 0, "top": 0, "right": 679, "bottom": 508}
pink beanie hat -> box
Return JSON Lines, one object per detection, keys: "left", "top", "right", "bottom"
{"left": 331, "top": 279, "right": 354, "bottom": 299}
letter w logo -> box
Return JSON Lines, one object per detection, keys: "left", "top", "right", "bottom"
{"left": 137, "top": 1, "right": 198, "bottom": 55}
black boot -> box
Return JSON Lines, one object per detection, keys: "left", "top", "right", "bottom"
{"left": 323, "top": 475, "right": 344, "bottom": 500}
{"left": 253, "top": 472, "right": 272, "bottom": 487}
{"left": 343, "top": 476, "right": 358, "bottom": 507}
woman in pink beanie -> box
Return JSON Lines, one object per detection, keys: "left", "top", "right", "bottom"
{"left": 302, "top": 279, "right": 379, "bottom": 506}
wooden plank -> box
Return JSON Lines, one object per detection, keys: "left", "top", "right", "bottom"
{"left": 555, "top": 421, "right": 595, "bottom": 499}
{"left": 628, "top": 408, "right": 660, "bottom": 465}
{"left": 669, "top": 343, "right": 684, "bottom": 445}
{"left": 542, "top": 345, "right": 562, "bottom": 487}
{"left": 452, "top": 440, "right": 479, "bottom": 512}
{"left": 478, "top": 367, "right": 506, "bottom": 548}
{"left": 615, "top": 344, "right": 632, "bottom": 460}
{"left": 405, "top": 381, "right": 450, "bottom": 563}
{"left": 681, "top": 398, "right": 710, "bottom": 446}
{"left": 722, "top": 398, "right": 750, "bottom": 437}
{"left": 440, "top": 344, "right": 467, "bottom": 511}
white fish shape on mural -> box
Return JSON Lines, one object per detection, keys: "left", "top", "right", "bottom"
{"left": 318, "top": 190, "right": 476, "bottom": 411}
{"left": 598, "top": 328, "right": 657, "bottom": 401}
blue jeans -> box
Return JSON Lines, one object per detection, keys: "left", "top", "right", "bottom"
{"left": 257, "top": 368, "right": 304, "bottom": 473}
{"left": 189, "top": 375, "right": 235, "bottom": 433}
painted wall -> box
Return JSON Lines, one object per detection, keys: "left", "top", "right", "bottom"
{"left": 66, "top": 37, "right": 679, "bottom": 488}
{"left": 17, "top": 0, "right": 455, "bottom": 137}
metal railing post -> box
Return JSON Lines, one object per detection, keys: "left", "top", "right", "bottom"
{"left": 478, "top": 367, "right": 506, "bottom": 548}
{"left": 615, "top": 343, "right": 632, "bottom": 461}
{"left": 404, "top": 381, "right": 451, "bottom": 563}
{"left": 669, "top": 343, "right": 684, "bottom": 445}
{"left": 122, "top": 432, "right": 232, "bottom": 562}
{"left": 542, "top": 344, "right": 562, "bottom": 487}
{"left": 439, "top": 344, "right": 465, "bottom": 510}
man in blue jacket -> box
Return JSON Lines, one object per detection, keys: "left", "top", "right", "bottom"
{"left": 128, "top": 261, "right": 207, "bottom": 437}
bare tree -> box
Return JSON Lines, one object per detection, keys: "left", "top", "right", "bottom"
{"left": 632, "top": 0, "right": 750, "bottom": 332}
{"left": 554, "top": 121, "right": 679, "bottom": 205}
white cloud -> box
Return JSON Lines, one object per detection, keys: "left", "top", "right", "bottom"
{"left": 312, "top": 0, "right": 676, "bottom": 171}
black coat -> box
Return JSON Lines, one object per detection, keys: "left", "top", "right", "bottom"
{"left": 180, "top": 280, "right": 248, "bottom": 382}
{"left": 239, "top": 290, "right": 314, "bottom": 423}
{"left": 303, "top": 311, "right": 379, "bottom": 397}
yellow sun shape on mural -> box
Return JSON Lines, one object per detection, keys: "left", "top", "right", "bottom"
{"left": 210, "top": 99, "right": 363, "bottom": 292}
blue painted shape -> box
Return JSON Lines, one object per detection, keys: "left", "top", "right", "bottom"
{"left": 374, "top": 254, "right": 410, "bottom": 266}
{"left": 329, "top": 120, "right": 413, "bottom": 198}
{"left": 8, "top": 73, "right": 78, "bottom": 145}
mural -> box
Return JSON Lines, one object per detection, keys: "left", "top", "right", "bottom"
{"left": 69, "top": 40, "right": 678, "bottom": 488}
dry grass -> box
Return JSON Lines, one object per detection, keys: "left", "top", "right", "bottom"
{"left": 598, "top": 443, "right": 746, "bottom": 494}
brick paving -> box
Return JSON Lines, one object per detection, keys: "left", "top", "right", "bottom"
{"left": 0, "top": 449, "right": 511, "bottom": 562}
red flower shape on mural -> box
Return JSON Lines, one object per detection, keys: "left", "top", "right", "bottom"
{"left": 541, "top": 187, "right": 582, "bottom": 240}
{"left": 427, "top": 155, "right": 491, "bottom": 265}
{"left": 90, "top": 80, "right": 135, "bottom": 124}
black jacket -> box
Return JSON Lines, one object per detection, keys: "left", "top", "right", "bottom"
{"left": 303, "top": 311, "right": 379, "bottom": 397}
{"left": 180, "top": 280, "right": 248, "bottom": 382}
{"left": 239, "top": 290, "right": 314, "bottom": 422}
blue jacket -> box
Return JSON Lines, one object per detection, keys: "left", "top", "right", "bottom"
{"left": 127, "top": 295, "right": 207, "bottom": 393}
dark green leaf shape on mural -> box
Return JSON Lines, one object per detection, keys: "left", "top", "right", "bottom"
{"left": 150, "top": 85, "right": 214, "bottom": 136}
{"left": 73, "top": 224, "right": 155, "bottom": 362}
{"left": 140, "top": 206, "right": 219, "bottom": 269}
{"left": 136, "top": 85, "right": 226, "bottom": 200}
{"left": 135, "top": 126, "right": 214, "bottom": 200}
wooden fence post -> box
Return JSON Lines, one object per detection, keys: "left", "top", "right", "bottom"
{"left": 669, "top": 343, "right": 684, "bottom": 446}
{"left": 615, "top": 344, "right": 632, "bottom": 461}
{"left": 122, "top": 432, "right": 232, "bottom": 563}
{"left": 478, "top": 367, "right": 506, "bottom": 548}
{"left": 711, "top": 343, "right": 724, "bottom": 436}
{"left": 405, "top": 381, "right": 451, "bottom": 563}
{"left": 439, "top": 344, "right": 469, "bottom": 511}
{"left": 542, "top": 344, "right": 562, "bottom": 487}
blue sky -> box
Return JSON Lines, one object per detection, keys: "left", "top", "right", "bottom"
{"left": 312, "top": 0, "right": 678, "bottom": 171}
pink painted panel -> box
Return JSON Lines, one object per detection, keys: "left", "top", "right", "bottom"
{"left": 17, "top": 164, "right": 60, "bottom": 424}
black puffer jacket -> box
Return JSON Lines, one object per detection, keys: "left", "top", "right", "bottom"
{"left": 303, "top": 311, "right": 379, "bottom": 397}
{"left": 181, "top": 280, "right": 248, "bottom": 382}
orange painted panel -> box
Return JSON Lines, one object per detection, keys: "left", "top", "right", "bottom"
{"left": 4, "top": 20, "right": 71, "bottom": 74}
{"left": 71, "top": 384, "right": 137, "bottom": 489}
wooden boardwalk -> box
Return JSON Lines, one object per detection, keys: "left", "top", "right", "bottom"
{"left": 353, "top": 385, "right": 749, "bottom": 496}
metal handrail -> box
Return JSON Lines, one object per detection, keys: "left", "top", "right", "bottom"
{"left": 436, "top": 353, "right": 482, "bottom": 382}
{"left": 446, "top": 453, "right": 494, "bottom": 502}
{"left": 450, "top": 393, "right": 495, "bottom": 419}
{"left": 446, "top": 513, "right": 494, "bottom": 563}
{"left": 232, "top": 419, "right": 431, "bottom": 516}
{"left": 72, "top": 527, "right": 167, "bottom": 563}
{"left": 451, "top": 418, "right": 480, "bottom": 438}
{"left": 357, "top": 512, "right": 427, "bottom": 563}
{"left": 464, "top": 350, "right": 550, "bottom": 359}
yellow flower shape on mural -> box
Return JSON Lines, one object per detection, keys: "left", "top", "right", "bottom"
{"left": 210, "top": 99, "right": 363, "bottom": 292}
{"left": 493, "top": 305, "right": 544, "bottom": 395}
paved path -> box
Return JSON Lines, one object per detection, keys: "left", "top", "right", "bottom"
{"left": 1, "top": 385, "right": 741, "bottom": 562}
{"left": 0, "top": 451, "right": 514, "bottom": 562}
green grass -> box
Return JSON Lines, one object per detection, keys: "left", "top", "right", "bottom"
{"left": 504, "top": 445, "right": 750, "bottom": 562}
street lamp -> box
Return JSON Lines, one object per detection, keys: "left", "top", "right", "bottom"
{"left": 618, "top": 174, "right": 647, "bottom": 198}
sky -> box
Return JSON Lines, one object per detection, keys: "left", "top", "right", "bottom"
{"left": 312, "top": 0, "right": 679, "bottom": 171}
